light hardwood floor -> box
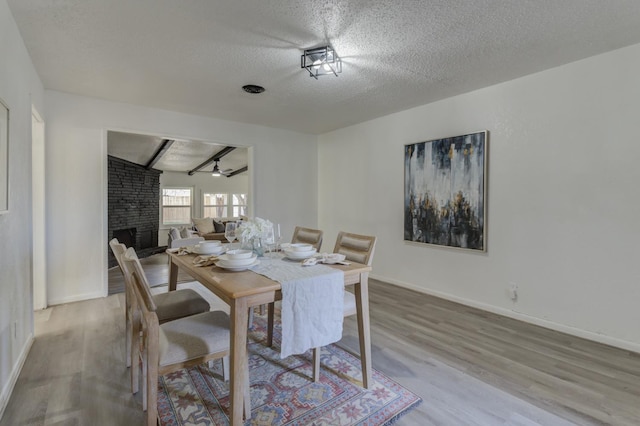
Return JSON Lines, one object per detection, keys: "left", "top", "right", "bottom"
{"left": 2, "top": 255, "right": 640, "bottom": 425}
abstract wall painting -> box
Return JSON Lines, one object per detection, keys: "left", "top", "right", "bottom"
{"left": 404, "top": 131, "right": 487, "bottom": 251}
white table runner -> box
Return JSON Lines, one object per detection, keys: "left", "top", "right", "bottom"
{"left": 251, "top": 257, "right": 344, "bottom": 358}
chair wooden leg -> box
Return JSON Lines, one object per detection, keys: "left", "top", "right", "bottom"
{"left": 267, "top": 302, "right": 275, "bottom": 347}
{"left": 139, "top": 325, "right": 149, "bottom": 411}
{"left": 222, "top": 355, "right": 230, "bottom": 382}
{"left": 126, "top": 312, "right": 132, "bottom": 368}
{"left": 131, "top": 313, "right": 140, "bottom": 394}
{"left": 243, "top": 360, "right": 251, "bottom": 420}
{"left": 139, "top": 336, "right": 149, "bottom": 411}
{"left": 146, "top": 363, "right": 157, "bottom": 425}
{"left": 312, "top": 347, "right": 321, "bottom": 382}
{"left": 248, "top": 306, "right": 254, "bottom": 328}
{"left": 354, "top": 273, "right": 372, "bottom": 389}
{"left": 142, "top": 345, "right": 148, "bottom": 411}
{"left": 259, "top": 304, "right": 265, "bottom": 315}
{"left": 147, "top": 329, "right": 159, "bottom": 426}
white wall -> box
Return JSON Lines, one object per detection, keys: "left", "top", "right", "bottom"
{"left": 0, "top": 0, "right": 45, "bottom": 416}
{"left": 319, "top": 43, "right": 640, "bottom": 352}
{"left": 45, "top": 91, "right": 317, "bottom": 305}
{"left": 158, "top": 170, "right": 249, "bottom": 245}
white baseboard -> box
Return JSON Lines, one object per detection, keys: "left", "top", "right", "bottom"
{"left": 0, "top": 333, "right": 34, "bottom": 420}
{"left": 48, "top": 290, "right": 105, "bottom": 306}
{"left": 370, "top": 273, "right": 640, "bottom": 354}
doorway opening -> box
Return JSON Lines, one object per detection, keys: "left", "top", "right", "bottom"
{"left": 32, "top": 107, "right": 46, "bottom": 310}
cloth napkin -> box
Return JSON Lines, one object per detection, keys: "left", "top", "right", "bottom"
{"left": 192, "top": 255, "right": 219, "bottom": 267}
{"left": 176, "top": 246, "right": 192, "bottom": 256}
{"left": 301, "top": 253, "right": 350, "bottom": 266}
{"left": 252, "top": 258, "right": 344, "bottom": 358}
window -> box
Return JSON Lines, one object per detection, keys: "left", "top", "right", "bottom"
{"left": 202, "top": 192, "right": 247, "bottom": 217}
{"left": 161, "top": 188, "right": 192, "bottom": 225}
{"left": 232, "top": 193, "right": 247, "bottom": 217}
{"left": 203, "top": 193, "right": 228, "bottom": 218}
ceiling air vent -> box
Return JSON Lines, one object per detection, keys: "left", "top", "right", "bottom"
{"left": 242, "top": 84, "right": 265, "bottom": 94}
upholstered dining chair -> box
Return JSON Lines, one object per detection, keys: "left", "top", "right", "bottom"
{"left": 109, "top": 239, "right": 210, "bottom": 374}
{"left": 291, "top": 226, "right": 324, "bottom": 251}
{"left": 258, "top": 226, "right": 325, "bottom": 324}
{"left": 264, "top": 230, "right": 376, "bottom": 382}
{"left": 125, "top": 248, "right": 250, "bottom": 425}
{"left": 311, "top": 231, "right": 376, "bottom": 382}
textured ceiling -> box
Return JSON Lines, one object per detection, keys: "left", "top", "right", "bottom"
{"left": 8, "top": 0, "right": 640, "bottom": 134}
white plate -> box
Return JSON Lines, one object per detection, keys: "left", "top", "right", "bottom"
{"left": 284, "top": 250, "right": 317, "bottom": 260}
{"left": 217, "top": 253, "right": 258, "bottom": 267}
{"left": 216, "top": 259, "right": 257, "bottom": 268}
{"left": 214, "top": 259, "right": 260, "bottom": 271}
{"left": 192, "top": 245, "right": 225, "bottom": 255}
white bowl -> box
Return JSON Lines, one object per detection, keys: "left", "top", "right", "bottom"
{"left": 217, "top": 253, "right": 258, "bottom": 267}
{"left": 284, "top": 249, "right": 316, "bottom": 260}
{"left": 289, "top": 243, "right": 313, "bottom": 252}
{"left": 225, "top": 249, "right": 254, "bottom": 259}
{"left": 194, "top": 243, "right": 224, "bottom": 255}
{"left": 196, "top": 241, "right": 221, "bottom": 249}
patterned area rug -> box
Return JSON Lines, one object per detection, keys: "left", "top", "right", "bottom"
{"left": 158, "top": 315, "right": 422, "bottom": 425}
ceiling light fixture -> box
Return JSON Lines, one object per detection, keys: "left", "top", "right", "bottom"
{"left": 301, "top": 45, "right": 342, "bottom": 79}
{"left": 211, "top": 160, "right": 222, "bottom": 177}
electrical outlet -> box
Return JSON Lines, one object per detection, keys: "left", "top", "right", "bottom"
{"left": 508, "top": 283, "right": 518, "bottom": 301}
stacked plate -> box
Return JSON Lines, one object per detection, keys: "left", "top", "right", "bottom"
{"left": 193, "top": 241, "right": 225, "bottom": 255}
{"left": 283, "top": 243, "right": 317, "bottom": 260}
{"left": 215, "top": 250, "right": 259, "bottom": 271}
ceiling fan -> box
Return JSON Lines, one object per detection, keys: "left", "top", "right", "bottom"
{"left": 211, "top": 160, "right": 232, "bottom": 177}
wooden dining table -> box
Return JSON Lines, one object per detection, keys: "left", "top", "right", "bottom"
{"left": 167, "top": 250, "right": 373, "bottom": 426}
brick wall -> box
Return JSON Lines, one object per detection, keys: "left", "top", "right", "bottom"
{"left": 108, "top": 156, "right": 163, "bottom": 267}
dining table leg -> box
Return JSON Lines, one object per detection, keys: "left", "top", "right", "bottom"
{"left": 266, "top": 302, "right": 275, "bottom": 347}
{"left": 354, "top": 272, "right": 372, "bottom": 389}
{"left": 230, "top": 297, "right": 250, "bottom": 425}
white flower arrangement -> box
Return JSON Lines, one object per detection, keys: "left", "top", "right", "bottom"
{"left": 237, "top": 217, "right": 273, "bottom": 241}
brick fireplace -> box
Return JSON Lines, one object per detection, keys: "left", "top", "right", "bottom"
{"left": 108, "top": 155, "right": 164, "bottom": 267}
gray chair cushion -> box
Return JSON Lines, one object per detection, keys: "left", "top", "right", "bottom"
{"left": 154, "top": 289, "right": 210, "bottom": 323}
{"left": 158, "top": 310, "right": 230, "bottom": 367}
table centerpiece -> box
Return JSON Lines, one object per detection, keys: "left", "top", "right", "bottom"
{"left": 237, "top": 217, "right": 273, "bottom": 257}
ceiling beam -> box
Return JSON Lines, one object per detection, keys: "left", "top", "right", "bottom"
{"left": 226, "top": 166, "right": 248, "bottom": 177}
{"left": 145, "top": 139, "right": 174, "bottom": 169}
{"left": 187, "top": 146, "right": 236, "bottom": 175}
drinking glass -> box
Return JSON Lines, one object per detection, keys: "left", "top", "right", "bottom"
{"left": 263, "top": 225, "right": 275, "bottom": 258}
{"left": 225, "top": 222, "right": 237, "bottom": 248}
{"left": 273, "top": 224, "right": 282, "bottom": 254}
